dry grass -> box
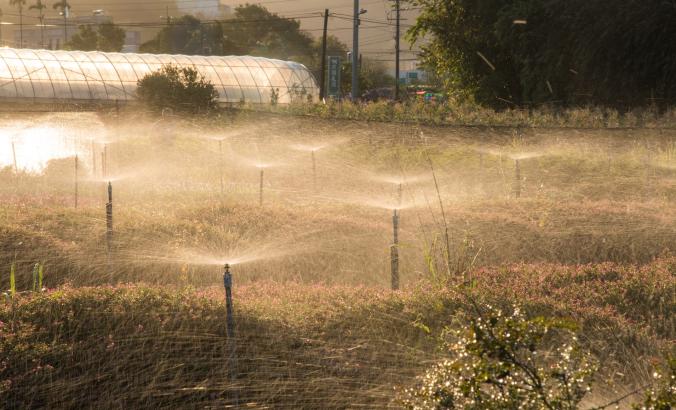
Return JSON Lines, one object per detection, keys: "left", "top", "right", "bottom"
{"left": 1, "top": 258, "right": 673, "bottom": 408}
{"left": 0, "top": 112, "right": 674, "bottom": 408}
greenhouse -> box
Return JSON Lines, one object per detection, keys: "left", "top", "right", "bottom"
{"left": 0, "top": 48, "right": 319, "bottom": 104}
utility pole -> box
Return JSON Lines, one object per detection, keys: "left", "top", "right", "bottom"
{"left": 351, "top": 0, "right": 360, "bottom": 101}
{"left": 319, "top": 9, "right": 329, "bottom": 101}
{"left": 394, "top": 0, "right": 401, "bottom": 101}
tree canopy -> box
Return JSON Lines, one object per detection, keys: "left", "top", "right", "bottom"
{"left": 407, "top": 0, "right": 676, "bottom": 109}
{"left": 67, "top": 22, "right": 125, "bottom": 52}
{"left": 140, "top": 5, "right": 314, "bottom": 61}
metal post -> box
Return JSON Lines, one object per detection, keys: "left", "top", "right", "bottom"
{"left": 319, "top": 9, "right": 329, "bottom": 101}
{"left": 74, "top": 155, "right": 78, "bottom": 209}
{"left": 394, "top": 0, "right": 401, "bottom": 101}
{"left": 259, "top": 169, "right": 264, "bottom": 206}
{"left": 223, "top": 264, "right": 238, "bottom": 405}
{"left": 397, "top": 182, "right": 403, "bottom": 208}
{"left": 311, "top": 150, "right": 317, "bottom": 193}
{"left": 514, "top": 159, "right": 521, "bottom": 199}
{"left": 391, "top": 209, "right": 400, "bottom": 290}
{"left": 11, "top": 141, "right": 18, "bottom": 174}
{"left": 351, "top": 0, "right": 360, "bottom": 100}
{"left": 106, "top": 182, "right": 113, "bottom": 256}
{"left": 219, "top": 139, "right": 224, "bottom": 196}
{"left": 223, "top": 264, "right": 235, "bottom": 339}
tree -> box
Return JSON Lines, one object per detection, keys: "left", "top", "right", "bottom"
{"left": 140, "top": 15, "right": 223, "bottom": 55}
{"left": 67, "top": 23, "right": 125, "bottom": 52}
{"left": 28, "top": 0, "right": 46, "bottom": 48}
{"left": 9, "top": 0, "right": 26, "bottom": 48}
{"left": 137, "top": 65, "right": 219, "bottom": 114}
{"left": 141, "top": 5, "right": 315, "bottom": 62}
{"left": 407, "top": 0, "right": 676, "bottom": 109}
{"left": 95, "top": 23, "right": 125, "bottom": 52}
{"left": 52, "top": 0, "right": 70, "bottom": 43}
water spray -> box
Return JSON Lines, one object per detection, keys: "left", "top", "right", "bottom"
{"left": 259, "top": 168, "right": 264, "bottom": 206}
{"left": 219, "top": 139, "right": 224, "bottom": 196}
{"left": 513, "top": 159, "right": 521, "bottom": 199}
{"left": 223, "top": 263, "right": 239, "bottom": 405}
{"left": 311, "top": 150, "right": 317, "bottom": 193}
{"left": 91, "top": 140, "right": 97, "bottom": 177}
{"left": 74, "top": 155, "right": 79, "bottom": 209}
{"left": 101, "top": 144, "right": 108, "bottom": 178}
{"left": 11, "top": 141, "right": 18, "bottom": 174}
{"left": 106, "top": 182, "right": 113, "bottom": 257}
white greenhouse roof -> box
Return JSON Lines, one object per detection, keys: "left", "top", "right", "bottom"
{"left": 0, "top": 48, "right": 319, "bottom": 104}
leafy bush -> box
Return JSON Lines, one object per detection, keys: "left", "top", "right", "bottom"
{"left": 136, "top": 65, "right": 219, "bottom": 114}
{"left": 634, "top": 358, "right": 675, "bottom": 410}
{"left": 402, "top": 304, "right": 598, "bottom": 409}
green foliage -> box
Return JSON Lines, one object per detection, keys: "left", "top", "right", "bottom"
{"left": 139, "top": 15, "right": 224, "bottom": 55}
{"left": 221, "top": 4, "right": 314, "bottom": 62}
{"left": 136, "top": 64, "right": 218, "bottom": 114}
{"left": 402, "top": 304, "right": 597, "bottom": 409}
{"left": 634, "top": 358, "right": 676, "bottom": 410}
{"left": 67, "top": 23, "right": 125, "bottom": 52}
{"left": 407, "top": 0, "right": 676, "bottom": 109}
{"left": 140, "top": 5, "right": 314, "bottom": 62}
{"left": 38, "top": 263, "right": 43, "bottom": 291}
{"left": 9, "top": 263, "right": 15, "bottom": 299}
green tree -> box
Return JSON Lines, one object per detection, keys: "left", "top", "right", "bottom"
{"left": 140, "top": 15, "right": 223, "bottom": 55}
{"left": 28, "top": 0, "right": 46, "bottom": 48}
{"left": 96, "top": 23, "right": 126, "bottom": 52}
{"left": 137, "top": 64, "right": 219, "bottom": 114}
{"left": 67, "top": 25, "right": 98, "bottom": 51}
{"left": 407, "top": 0, "right": 676, "bottom": 109}
{"left": 222, "top": 4, "right": 314, "bottom": 61}
{"left": 52, "top": 0, "right": 71, "bottom": 43}
{"left": 9, "top": 0, "right": 26, "bottom": 47}
{"left": 67, "top": 23, "right": 126, "bottom": 52}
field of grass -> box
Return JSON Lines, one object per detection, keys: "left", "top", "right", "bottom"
{"left": 0, "top": 111, "right": 674, "bottom": 408}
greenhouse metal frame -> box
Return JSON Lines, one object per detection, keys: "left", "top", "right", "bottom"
{"left": 0, "top": 48, "right": 318, "bottom": 104}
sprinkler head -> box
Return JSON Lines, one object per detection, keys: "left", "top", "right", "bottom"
{"left": 223, "top": 263, "right": 232, "bottom": 289}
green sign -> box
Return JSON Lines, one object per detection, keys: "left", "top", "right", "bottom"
{"left": 327, "top": 56, "right": 341, "bottom": 98}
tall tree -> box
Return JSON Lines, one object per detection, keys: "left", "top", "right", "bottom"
{"left": 140, "top": 15, "right": 223, "bottom": 55}
{"left": 52, "top": 0, "right": 70, "bottom": 44}
{"left": 29, "top": 0, "right": 46, "bottom": 48}
{"left": 67, "top": 23, "right": 126, "bottom": 52}
{"left": 407, "top": 0, "right": 676, "bottom": 109}
{"left": 9, "top": 0, "right": 26, "bottom": 48}
{"left": 221, "top": 4, "right": 314, "bottom": 61}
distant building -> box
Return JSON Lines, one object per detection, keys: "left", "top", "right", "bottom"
{"left": 177, "top": 0, "right": 231, "bottom": 19}
{"left": 0, "top": 0, "right": 234, "bottom": 51}
{"left": 12, "top": 11, "right": 140, "bottom": 52}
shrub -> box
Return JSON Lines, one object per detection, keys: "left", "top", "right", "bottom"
{"left": 634, "top": 358, "right": 676, "bottom": 410}
{"left": 136, "top": 65, "right": 219, "bottom": 114}
{"left": 402, "top": 304, "right": 598, "bottom": 409}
